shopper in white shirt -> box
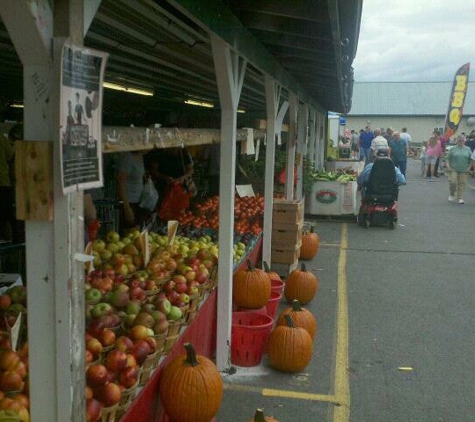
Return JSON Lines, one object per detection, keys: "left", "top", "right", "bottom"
{"left": 370, "top": 129, "right": 389, "bottom": 161}
{"left": 400, "top": 128, "right": 412, "bottom": 153}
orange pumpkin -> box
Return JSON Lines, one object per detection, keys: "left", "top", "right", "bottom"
{"left": 233, "top": 259, "right": 271, "bottom": 309}
{"left": 248, "top": 408, "right": 280, "bottom": 422}
{"left": 276, "top": 300, "right": 317, "bottom": 339}
{"left": 268, "top": 314, "right": 313, "bottom": 373}
{"left": 284, "top": 263, "right": 318, "bottom": 304}
{"left": 299, "top": 226, "right": 320, "bottom": 260}
{"left": 159, "top": 343, "right": 223, "bottom": 422}
{"left": 263, "top": 261, "right": 282, "bottom": 282}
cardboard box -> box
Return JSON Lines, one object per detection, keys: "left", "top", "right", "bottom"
{"left": 272, "top": 220, "right": 303, "bottom": 245}
{"left": 271, "top": 242, "right": 301, "bottom": 264}
{"left": 273, "top": 198, "right": 304, "bottom": 224}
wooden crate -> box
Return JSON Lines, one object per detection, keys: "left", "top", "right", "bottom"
{"left": 273, "top": 198, "right": 304, "bottom": 224}
{"left": 272, "top": 221, "right": 303, "bottom": 245}
{"left": 271, "top": 242, "right": 301, "bottom": 264}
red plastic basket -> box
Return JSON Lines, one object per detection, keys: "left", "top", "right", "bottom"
{"left": 265, "top": 290, "right": 282, "bottom": 320}
{"left": 231, "top": 312, "right": 274, "bottom": 367}
{"left": 233, "top": 304, "right": 268, "bottom": 316}
{"left": 270, "top": 279, "right": 285, "bottom": 295}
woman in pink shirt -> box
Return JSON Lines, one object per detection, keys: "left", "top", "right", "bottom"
{"left": 423, "top": 135, "right": 442, "bottom": 178}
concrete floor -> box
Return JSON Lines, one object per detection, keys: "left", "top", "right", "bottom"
{"left": 217, "top": 159, "right": 475, "bottom": 422}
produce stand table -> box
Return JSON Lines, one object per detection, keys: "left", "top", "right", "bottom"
{"left": 121, "top": 236, "right": 263, "bottom": 422}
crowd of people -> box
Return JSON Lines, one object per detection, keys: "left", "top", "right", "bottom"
{"left": 347, "top": 124, "right": 475, "bottom": 205}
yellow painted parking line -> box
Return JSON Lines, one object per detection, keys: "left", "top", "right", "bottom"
{"left": 223, "top": 383, "right": 337, "bottom": 403}
{"left": 262, "top": 388, "right": 336, "bottom": 403}
{"left": 333, "top": 224, "right": 350, "bottom": 421}
{"left": 321, "top": 242, "right": 341, "bottom": 248}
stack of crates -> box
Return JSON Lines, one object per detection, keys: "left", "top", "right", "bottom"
{"left": 271, "top": 198, "right": 304, "bottom": 270}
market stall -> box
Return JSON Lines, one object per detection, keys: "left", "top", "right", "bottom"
{"left": 0, "top": 1, "right": 361, "bottom": 421}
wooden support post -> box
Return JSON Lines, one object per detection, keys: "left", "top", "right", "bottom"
{"left": 211, "top": 35, "right": 247, "bottom": 371}
{"left": 0, "top": 1, "right": 98, "bottom": 420}
{"left": 262, "top": 76, "right": 286, "bottom": 268}
{"left": 308, "top": 108, "right": 317, "bottom": 165}
{"left": 285, "top": 93, "right": 298, "bottom": 200}
{"left": 296, "top": 103, "right": 308, "bottom": 201}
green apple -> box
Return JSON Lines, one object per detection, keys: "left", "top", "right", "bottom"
{"left": 8, "top": 286, "right": 27, "bottom": 304}
{"left": 106, "top": 231, "right": 120, "bottom": 243}
{"left": 106, "top": 242, "right": 120, "bottom": 254}
{"left": 86, "top": 288, "right": 102, "bottom": 303}
{"left": 168, "top": 306, "right": 183, "bottom": 321}
{"left": 126, "top": 300, "right": 141, "bottom": 315}
{"left": 91, "top": 302, "right": 113, "bottom": 318}
{"left": 92, "top": 239, "right": 106, "bottom": 252}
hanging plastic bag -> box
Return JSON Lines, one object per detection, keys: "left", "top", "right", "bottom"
{"left": 139, "top": 177, "right": 159, "bottom": 211}
{"left": 158, "top": 182, "right": 191, "bottom": 221}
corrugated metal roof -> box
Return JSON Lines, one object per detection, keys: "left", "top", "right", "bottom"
{"left": 348, "top": 82, "right": 475, "bottom": 116}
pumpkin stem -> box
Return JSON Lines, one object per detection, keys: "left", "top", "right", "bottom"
{"left": 183, "top": 342, "right": 199, "bottom": 367}
{"left": 310, "top": 225, "right": 315, "bottom": 234}
{"left": 263, "top": 261, "right": 270, "bottom": 272}
{"left": 254, "top": 409, "right": 266, "bottom": 422}
{"left": 301, "top": 263, "right": 307, "bottom": 272}
{"left": 284, "top": 314, "right": 295, "bottom": 328}
{"left": 246, "top": 259, "right": 254, "bottom": 272}
{"left": 292, "top": 300, "right": 302, "bottom": 312}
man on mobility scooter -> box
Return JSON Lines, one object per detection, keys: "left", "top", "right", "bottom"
{"left": 357, "top": 150, "right": 406, "bottom": 229}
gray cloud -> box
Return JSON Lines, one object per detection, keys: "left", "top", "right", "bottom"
{"left": 353, "top": 0, "right": 475, "bottom": 82}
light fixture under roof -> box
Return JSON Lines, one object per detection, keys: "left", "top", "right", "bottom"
{"left": 103, "top": 82, "right": 154, "bottom": 97}
{"left": 184, "top": 99, "right": 214, "bottom": 108}
{"left": 11, "top": 103, "right": 24, "bottom": 108}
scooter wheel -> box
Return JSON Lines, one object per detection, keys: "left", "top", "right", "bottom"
{"left": 365, "top": 219, "right": 370, "bottom": 229}
{"left": 389, "top": 220, "right": 397, "bottom": 230}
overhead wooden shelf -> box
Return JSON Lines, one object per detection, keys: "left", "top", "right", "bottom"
{"left": 102, "top": 126, "right": 266, "bottom": 153}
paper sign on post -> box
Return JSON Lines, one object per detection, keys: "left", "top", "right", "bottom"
{"left": 140, "top": 230, "right": 150, "bottom": 267}
{"left": 240, "top": 128, "right": 255, "bottom": 155}
{"left": 84, "top": 241, "right": 95, "bottom": 274}
{"left": 9, "top": 313, "right": 22, "bottom": 352}
{"left": 255, "top": 138, "right": 260, "bottom": 161}
{"left": 167, "top": 220, "right": 179, "bottom": 245}
{"left": 236, "top": 184, "right": 255, "bottom": 198}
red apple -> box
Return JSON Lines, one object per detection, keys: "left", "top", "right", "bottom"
{"left": 129, "top": 325, "right": 149, "bottom": 341}
{"left": 115, "top": 336, "right": 134, "bottom": 353}
{"left": 86, "top": 398, "right": 102, "bottom": 422}
{"left": 99, "top": 329, "right": 116, "bottom": 347}
{"left": 131, "top": 340, "right": 152, "bottom": 365}
{"left": 174, "top": 281, "right": 187, "bottom": 294}
{"left": 87, "top": 320, "right": 105, "bottom": 338}
{"left": 119, "top": 366, "right": 139, "bottom": 389}
{"left": 86, "top": 338, "right": 103, "bottom": 357}
{"left": 104, "top": 349, "right": 128, "bottom": 373}
{"left": 163, "top": 280, "right": 175, "bottom": 293}
{"left": 86, "top": 364, "right": 109, "bottom": 388}
{"left": 96, "top": 382, "right": 122, "bottom": 407}
{"left": 0, "top": 295, "right": 12, "bottom": 310}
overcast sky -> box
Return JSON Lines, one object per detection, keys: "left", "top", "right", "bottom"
{"left": 352, "top": 0, "right": 475, "bottom": 82}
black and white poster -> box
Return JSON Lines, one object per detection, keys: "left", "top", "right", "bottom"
{"left": 60, "top": 42, "right": 108, "bottom": 194}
